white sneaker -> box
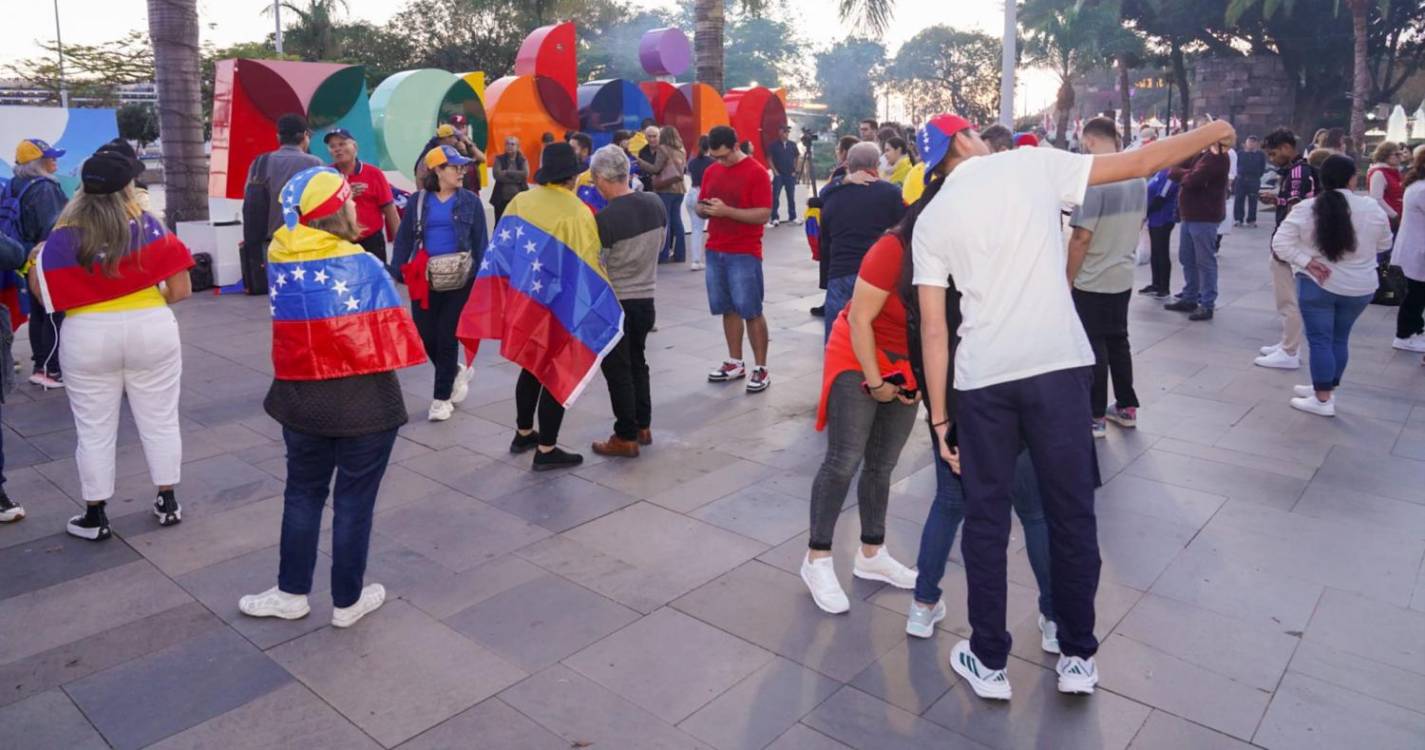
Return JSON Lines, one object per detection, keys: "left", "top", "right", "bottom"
{"left": 1039, "top": 614, "right": 1060, "bottom": 654}
{"left": 950, "top": 639, "right": 1012, "bottom": 701}
{"left": 239, "top": 586, "right": 311, "bottom": 620}
{"left": 1293, "top": 384, "right": 1316, "bottom": 398}
{"left": 800, "top": 555, "right": 850, "bottom": 614}
{"left": 450, "top": 363, "right": 474, "bottom": 405}
{"left": 707, "top": 359, "right": 746, "bottom": 382}
{"left": 428, "top": 399, "right": 454, "bottom": 421}
{"left": 1290, "top": 394, "right": 1335, "bottom": 417}
{"left": 332, "top": 583, "right": 386, "bottom": 628}
{"left": 1259, "top": 342, "right": 1282, "bottom": 356}
{"left": 852, "top": 547, "right": 916, "bottom": 589}
{"left": 1254, "top": 348, "right": 1300, "bottom": 369}
{"left": 906, "top": 600, "right": 946, "bottom": 638}
{"left": 1056, "top": 655, "right": 1099, "bottom": 694}
{"left": 689, "top": 262, "right": 704, "bottom": 271}
{"left": 1392, "top": 335, "right": 1425, "bottom": 353}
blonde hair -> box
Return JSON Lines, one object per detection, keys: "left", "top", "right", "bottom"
{"left": 53, "top": 185, "right": 142, "bottom": 277}
{"left": 1371, "top": 141, "right": 1398, "bottom": 164}
{"left": 306, "top": 200, "right": 364, "bottom": 242}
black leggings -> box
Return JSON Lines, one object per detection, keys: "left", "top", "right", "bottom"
{"left": 1148, "top": 223, "right": 1174, "bottom": 292}
{"left": 1397, "top": 278, "right": 1425, "bottom": 340}
{"left": 410, "top": 281, "right": 472, "bottom": 400}
{"left": 515, "top": 369, "right": 565, "bottom": 447}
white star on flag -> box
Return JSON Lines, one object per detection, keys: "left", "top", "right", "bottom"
{"left": 290, "top": 266, "right": 306, "bottom": 281}
{"left": 516, "top": 225, "right": 525, "bottom": 238}
{"left": 530, "top": 278, "right": 543, "bottom": 293}
{"left": 313, "top": 269, "right": 329, "bottom": 284}
{"left": 274, "top": 274, "right": 287, "bottom": 287}
{"left": 332, "top": 279, "right": 349, "bottom": 295}
{"left": 344, "top": 297, "right": 359, "bottom": 311}
{"left": 269, "top": 287, "right": 278, "bottom": 299}
{"left": 530, "top": 259, "right": 542, "bottom": 273}
{"left": 499, "top": 228, "right": 511, "bottom": 242}
{"left": 524, "top": 241, "right": 536, "bottom": 254}
{"left": 480, "top": 257, "right": 491, "bottom": 271}
{"left": 270, "top": 305, "right": 276, "bottom": 315}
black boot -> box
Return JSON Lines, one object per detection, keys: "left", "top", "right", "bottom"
{"left": 67, "top": 501, "right": 111, "bottom": 541}
{"left": 0, "top": 491, "right": 25, "bottom": 523}
{"left": 154, "top": 489, "right": 182, "bottom": 527}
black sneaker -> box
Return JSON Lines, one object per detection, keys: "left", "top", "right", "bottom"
{"left": 1188, "top": 306, "right": 1214, "bottom": 321}
{"left": 67, "top": 502, "right": 111, "bottom": 542}
{"left": 532, "top": 446, "right": 583, "bottom": 472}
{"left": 154, "top": 489, "right": 182, "bottom": 527}
{"left": 1137, "top": 285, "right": 1160, "bottom": 296}
{"left": 0, "top": 492, "right": 24, "bottom": 523}
{"left": 510, "top": 430, "right": 541, "bottom": 454}
{"left": 809, "top": 305, "right": 825, "bottom": 318}
{"left": 1164, "top": 299, "right": 1197, "bottom": 312}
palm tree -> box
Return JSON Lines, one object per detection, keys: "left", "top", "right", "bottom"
{"left": 1226, "top": 0, "right": 1389, "bottom": 149}
{"left": 1023, "top": 0, "right": 1116, "bottom": 147}
{"left": 693, "top": 0, "right": 893, "bottom": 93}
{"left": 262, "top": 0, "right": 350, "bottom": 61}
{"left": 147, "top": 0, "right": 208, "bottom": 227}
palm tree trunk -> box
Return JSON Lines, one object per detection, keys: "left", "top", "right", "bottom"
{"left": 694, "top": 0, "right": 725, "bottom": 94}
{"left": 148, "top": 0, "right": 208, "bottom": 228}
{"left": 1054, "top": 77, "right": 1074, "bottom": 149}
{"left": 1170, "top": 39, "right": 1191, "bottom": 127}
{"left": 1348, "top": 1, "right": 1369, "bottom": 150}
{"left": 1118, "top": 56, "right": 1132, "bottom": 140}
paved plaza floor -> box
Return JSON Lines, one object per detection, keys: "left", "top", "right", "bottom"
{"left": 1, "top": 218, "right": 1423, "bottom": 750}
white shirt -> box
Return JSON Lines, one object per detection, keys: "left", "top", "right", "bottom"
{"left": 1271, "top": 189, "right": 1392, "bottom": 297}
{"left": 913, "top": 147, "right": 1096, "bottom": 390}
{"left": 1395, "top": 182, "right": 1425, "bottom": 282}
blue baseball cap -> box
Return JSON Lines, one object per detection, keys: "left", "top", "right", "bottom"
{"left": 322, "top": 128, "right": 356, "bottom": 144}
{"left": 917, "top": 114, "right": 973, "bottom": 185}
{"left": 15, "top": 138, "right": 65, "bottom": 165}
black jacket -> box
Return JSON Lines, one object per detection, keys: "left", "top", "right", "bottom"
{"left": 818, "top": 178, "right": 906, "bottom": 281}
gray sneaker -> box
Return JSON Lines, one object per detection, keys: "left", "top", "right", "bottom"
{"left": 906, "top": 599, "right": 946, "bottom": 638}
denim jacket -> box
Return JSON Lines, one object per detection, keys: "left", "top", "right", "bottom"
{"left": 7, "top": 175, "right": 66, "bottom": 251}
{"left": 389, "top": 188, "right": 488, "bottom": 282}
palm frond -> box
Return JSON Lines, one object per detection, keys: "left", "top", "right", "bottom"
{"left": 837, "top": 0, "right": 896, "bottom": 36}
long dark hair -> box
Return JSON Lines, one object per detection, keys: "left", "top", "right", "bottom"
{"left": 1314, "top": 154, "right": 1357, "bottom": 263}
{"left": 1403, "top": 147, "right": 1425, "bottom": 190}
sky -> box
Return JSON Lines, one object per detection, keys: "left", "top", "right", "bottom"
{"left": 6, "top": 0, "right": 1057, "bottom": 112}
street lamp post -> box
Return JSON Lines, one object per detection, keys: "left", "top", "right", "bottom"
{"left": 1000, "top": 0, "right": 1015, "bottom": 127}
{"left": 53, "top": 0, "right": 68, "bottom": 108}
{"left": 273, "top": 0, "right": 284, "bottom": 54}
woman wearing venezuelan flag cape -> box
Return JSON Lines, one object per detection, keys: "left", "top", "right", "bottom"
{"left": 240, "top": 166, "right": 425, "bottom": 629}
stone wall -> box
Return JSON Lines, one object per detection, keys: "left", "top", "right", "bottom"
{"left": 1192, "top": 56, "right": 1296, "bottom": 138}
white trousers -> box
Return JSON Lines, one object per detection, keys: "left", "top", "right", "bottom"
{"left": 684, "top": 188, "right": 707, "bottom": 266}
{"left": 59, "top": 307, "right": 183, "bottom": 501}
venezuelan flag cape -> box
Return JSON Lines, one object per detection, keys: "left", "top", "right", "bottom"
{"left": 0, "top": 273, "right": 28, "bottom": 331}
{"left": 457, "top": 184, "right": 624, "bottom": 408}
{"left": 575, "top": 171, "right": 606, "bottom": 214}
{"left": 805, "top": 201, "right": 822, "bottom": 261}
{"left": 268, "top": 224, "right": 427, "bottom": 380}
{"left": 34, "top": 213, "right": 194, "bottom": 313}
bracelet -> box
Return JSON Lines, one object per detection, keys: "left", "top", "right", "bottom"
{"left": 868, "top": 381, "right": 886, "bottom": 390}
{"left": 932, "top": 418, "right": 950, "bottom": 428}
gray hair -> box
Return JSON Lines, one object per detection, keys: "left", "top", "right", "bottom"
{"left": 12, "top": 160, "right": 49, "bottom": 180}
{"left": 847, "top": 142, "right": 881, "bottom": 173}
{"left": 590, "top": 144, "right": 630, "bottom": 184}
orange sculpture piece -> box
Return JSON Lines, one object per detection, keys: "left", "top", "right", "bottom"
{"left": 679, "top": 83, "right": 730, "bottom": 149}
{"left": 485, "top": 75, "right": 574, "bottom": 180}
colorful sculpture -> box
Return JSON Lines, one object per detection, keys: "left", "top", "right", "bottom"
{"left": 724, "top": 86, "right": 787, "bottom": 169}
{"left": 578, "top": 80, "right": 653, "bottom": 150}
{"left": 515, "top": 22, "right": 579, "bottom": 120}
{"left": 209, "top": 59, "right": 373, "bottom": 199}
{"left": 370, "top": 69, "right": 488, "bottom": 180}
{"left": 0, "top": 105, "right": 118, "bottom": 195}
{"left": 639, "top": 27, "right": 692, "bottom": 78}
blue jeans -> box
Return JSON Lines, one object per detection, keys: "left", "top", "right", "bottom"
{"left": 913, "top": 442, "right": 1054, "bottom": 622}
{"left": 771, "top": 174, "right": 797, "bottom": 222}
{"left": 1177, "top": 221, "right": 1219, "bottom": 309}
{"left": 705, "top": 250, "right": 764, "bottom": 320}
{"left": 822, "top": 274, "right": 858, "bottom": 342}
{"left": 1297, "top": 277, "right": 1373, "bottom": 392}
{"left": 658, "top": 192, "right": 686, "bottom": 263}
{"left": 278, "top": 426, "right": 398, "bottom": 608}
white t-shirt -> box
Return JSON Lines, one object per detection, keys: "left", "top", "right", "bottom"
{"left": 913, "top": 147, "right": 1097, "bottom": 391}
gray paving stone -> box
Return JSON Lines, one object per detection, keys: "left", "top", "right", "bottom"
{"left": 268, "top": 599, "right": 525, "bottom": 747}
{"left": 398, "top": 698, "right": 567, "bottom": 750}
{"left": 573, "top": 444, "right": 744, "bottom": 499}
{"left": 176, "top": 544, "right": 334, "bottom": 650}
{"left": 1150, "top": 536, "right": 1324, "bottom": 632}
{"left": 1093, "top": 473, "right": 1226, "bottom": 530}
{"left": 847, "top": 629, "right": 959, "bottom": 715}
{"left": 1312, "top": 444, "right": 1425, "bottom": 505}
{"left": 65, "top": 627, "right": 292, "bottom": 750}
{"left": 487, "top": 473, "right": 640, "bottom": 532}
{"left": 0, "top": 602, "right": 220, "bottom": 708}
{"left": 1123, "top": 449, "right": 1309, "bottom": 510}
{"left": 756, "top": 507, "right": 925, "bottom": 600}
{"left": 1291, "top": 482, "right": 1425, "bottom": 539}
{"left": 445, "top": 574, "right": 639, "bottom": 671}
{"left": 1127, "top": 711, "right": 1256, "bottom": 750}
{"left": 1288, "top": 640, "right": 1425, "bottom": 717}
{"left": 1254, "top": 672, "right": 1425, "bottom": 750}
{"left": 802, "top": 686, "right": 988, "bottom": 750}
{"left": 0, "top": 560, "right": 193, "bottom": 666}
{"left": 125, "top": 495, "right": 286, "bottom": 576}
{"left": 0, "top": 530, "right": 139, "bottom": 599}
{"left": 1304, "top": 588, "right": 1425, "bottom": 677}
{"left": 519, "top": 501, "right": 766, "bottom": 613}
{"left": 374, "top": 488, "right": 550, "bottom": 572}
{"left": 924, "top": 656, "right": 1152, "bottom": 750}
{"left": 678, "top": 657, "right": 841, "bottom": 750}
{"left": 0, "top": 689, "right": 108, "bottom": 750}
{"left": 1112, "top": 593, "right": 1299, "bottom": 691}
{"left": 147, "top": 682, "right": 380, "bottom": 750}
{"left": 0, "top": 468, "right": 83, "bottom": 550}
{"left": 499, "top": 665, "right": 716, "bottom": 750}
{"left": 1095, "top": 633, "right": 1270, "bottom": 741}
{"left": 690, "top": 482, "right": 811, "bottom": 546}
{"left": 765, "top": 725, "right": 853, "bottom": 750}
{"left": 645, "top": 457, "right": 780, "bottom": 514}
{"left": 672, "top": 561, "right": 906, "bottom": 682}
{"left": 1092, "top": 504, "right": 1199, "bottom": 591}
{"left": 388, "top": 554, "right": 548, "bottom": 620}
{"left": 565, "top": 607, "right": 774, "bottom": 723}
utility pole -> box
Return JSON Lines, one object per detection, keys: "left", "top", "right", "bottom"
{"left": 53, "top": 0, "right": 68, "bottom": 107}
{"left": 1000, "top": 0, "right": 1016, "bottom": 127}
{"left": 273, "top": 0, "right": 284, "bottom": 55}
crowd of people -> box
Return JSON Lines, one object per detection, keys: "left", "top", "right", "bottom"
{"left": 0, "top": 101, "right": 1420, "bottom": 680}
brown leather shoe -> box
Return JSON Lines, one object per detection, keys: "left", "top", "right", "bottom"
{"left": 637, "top": 429, "right": 653, "bottom": 446}
{"left": 592, "top": 435, "right": 640, "bottom": 458}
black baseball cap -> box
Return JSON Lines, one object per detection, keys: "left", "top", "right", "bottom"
{"left": 81, "top": 151, "right": 145, "bottom": 195}
{"left": 277, "top": 113, "right": 310, "bottom": 139}
{"left": 534, "top": 142, "right": 582, "bottom": 185}
{"left": 323, "top": 128, "right": 356, "bottom": 144}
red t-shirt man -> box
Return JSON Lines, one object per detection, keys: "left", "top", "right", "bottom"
{"left": 325, "top": 128, "right": 397, "bottom": 261}
{"left": 701, "top": 150, "right": 773, "bottom": 258}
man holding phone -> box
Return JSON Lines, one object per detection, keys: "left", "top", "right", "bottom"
{"left": 1253, "top": 128, "right": 1317, "bottom": 370}
{"left": 697, "top": 125, "right": 774, "bottom": 393}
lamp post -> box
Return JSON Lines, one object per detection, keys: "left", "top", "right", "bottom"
{"left": 53, "top": 0, "right": 68, "bottom": 107}
{"left": 1000, "top": 0, "right": 1016, "bottom": 127}
{"left": 273, "top": 0, "right": 284, "bottom": 54}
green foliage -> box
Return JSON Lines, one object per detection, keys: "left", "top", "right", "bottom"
{"left": 116, "top": 102, "right": 160, "bottom": 146}
{"left": 814, "top": 37, "right": 886, "bottom": 132}
{"left": 724, "top": 16, "right": 807, "bottom": 89}
{"left": 4, "top": 31, "right": 155, "bottom": 105}
{"left": 887, "top": 26, "right": 1000, "bottom": 126}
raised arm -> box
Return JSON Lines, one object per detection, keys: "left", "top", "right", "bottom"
{"left": 1089, "top": 121, "right": 1235, "bottom": 187}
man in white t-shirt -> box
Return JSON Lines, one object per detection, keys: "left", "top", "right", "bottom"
{"left": 913, "top": 114, "right": 1235, "bottom": 701}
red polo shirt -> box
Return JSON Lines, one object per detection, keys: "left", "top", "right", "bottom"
{"left": 333, "top": 160, "right": 394, "bottom": 241}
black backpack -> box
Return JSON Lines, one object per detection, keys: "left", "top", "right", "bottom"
{"left": 189, "top": 252, "right": 215, "bottom": 292}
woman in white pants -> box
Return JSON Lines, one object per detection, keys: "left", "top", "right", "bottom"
{"left": 29, "top": 150, "right": 194, "bottom": 541}
{"left": 683, "top": 135, "right": 712, "bottom": 270}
